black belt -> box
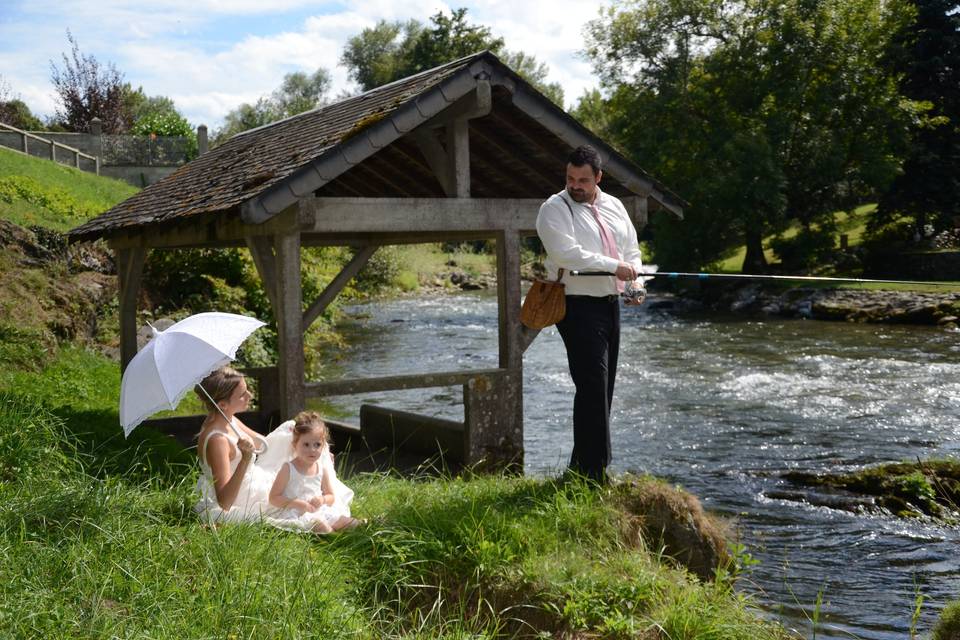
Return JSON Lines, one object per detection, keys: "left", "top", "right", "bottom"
{"left": 567, "top": 294, "right": 619, "bottom": 302}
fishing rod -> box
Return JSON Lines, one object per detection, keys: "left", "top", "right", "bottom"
{"left": 569, "top": 269, "right": 960, "bottom": 288}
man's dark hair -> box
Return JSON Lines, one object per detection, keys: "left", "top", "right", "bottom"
{"left": 567, "top": 145, "right": 602, "bottom": 176}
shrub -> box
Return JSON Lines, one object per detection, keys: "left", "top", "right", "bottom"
{"left": 934, "top": 599, "right": 960, "bottom": 640}
{"left": 770, "top": 226, "right": 837, "bottom": 271}
{"left": 130, "top": 111, "right": 197, "bottom": 159}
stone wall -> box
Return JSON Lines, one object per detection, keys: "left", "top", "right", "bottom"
{"left": 0, "top": 121, "right": 207, "bottom": 187}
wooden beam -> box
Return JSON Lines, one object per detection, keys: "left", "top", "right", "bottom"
{"left": 114, "top": 246, "right": 146, "bottom": 372}
{"left": 623, "top": 195, "right": 650, "bottom": 229}
{"left": 448, "top": 118, "right": 471, "bottom": 198}
{"left": 413, "top": 129, "right": 454, "bottom": 196}
{"left": 471, "top": 122, "right": 559, "bottom": 189}
{"left": 107, "top": 209, "right": 295, "bottom": 250}
{"left": 520, "top": 325, "right": 540, "bottom": 353}
{"left": 244, "top": 235, "right": 279, "bottom": 312}
{"left": 298, "top": 197, "right": 542, "bottom": 234}
{"left": 302, "top": 244, "right": 378, "bottom": 329}
{"left": 274, "top": 229, "right": 305, "bottom": 420}
{"left": 305, "top": 368, "right": 506, "bottom": 397}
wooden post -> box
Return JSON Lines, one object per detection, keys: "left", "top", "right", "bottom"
{"left": 462, "top": 228, "right": 525, "bottom": 470}
{"left": 447, "top": 119, "right": 470, "bottom": 198}
{"left": 273, "top": 228, "right": 305, "bottom": 420}
{"left": 115, "top": 246, "right": 146, "bottom": 372}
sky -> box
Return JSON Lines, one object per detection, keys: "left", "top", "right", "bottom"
{"left": 0, "top": 0, "right": 607, "bottom": 131}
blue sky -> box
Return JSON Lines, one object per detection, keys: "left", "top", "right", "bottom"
{"left": 0, "top": 0, "right": 602, "bottom": 130}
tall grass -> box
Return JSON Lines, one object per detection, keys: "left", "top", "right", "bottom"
{"left": 0, "top": 342, "right": 795, "bottom": 638}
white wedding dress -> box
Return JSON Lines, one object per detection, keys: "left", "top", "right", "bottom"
{"left": 195, "top": 419, "right": 354, "bottom": 530}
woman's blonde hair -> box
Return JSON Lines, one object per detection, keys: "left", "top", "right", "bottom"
{"left": 195, "top": 366, "right": 245, "bottom": 413}
{"left": 292, "top": 410, "right": 330, "bottom": 447}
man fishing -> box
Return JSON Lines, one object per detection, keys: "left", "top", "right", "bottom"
{"left": 535, "top": 144, "right": 645, "bottom": 483}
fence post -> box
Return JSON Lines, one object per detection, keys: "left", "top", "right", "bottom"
{"left": 90, "top": 117, "right": 103, "bottom": 170}
{"left": 197, "top": 124, "right": 208, "bottom": 156}
{"left": 50, "top": 140, "right": 55, "bottom": 162}
{"left": 21, "top": 131, "right": 27, "bottom": 154}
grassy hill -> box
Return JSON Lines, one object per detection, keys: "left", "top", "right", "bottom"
{"left": 0, "top": 146, "right": 138, "bottom": 231}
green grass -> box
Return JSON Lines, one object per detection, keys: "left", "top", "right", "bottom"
{"left": 717, "top": 204, "right": 877, "bottom": 273}
{"left": 0, "top": 343, "right": 795, "bottom": 639}
{"left": 0, "top": 147, "right": 138, "bottom": 231}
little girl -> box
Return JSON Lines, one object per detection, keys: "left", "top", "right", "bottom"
{"left": 194, "top": 366, "right": 272, "bottom": 524}
{"left": 266, "top": 411, "right": 359, "bottom": 534}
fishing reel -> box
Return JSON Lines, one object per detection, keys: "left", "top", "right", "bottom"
{"left": 621, "top": 281, "right": 646, "bottom": 303}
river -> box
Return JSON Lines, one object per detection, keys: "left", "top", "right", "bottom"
{"left": 334, "top": 291, "right": 960, "bottom": 639}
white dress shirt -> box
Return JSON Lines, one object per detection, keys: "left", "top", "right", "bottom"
{"left": 536, "top": 187, "right": 643, "bottom": 296}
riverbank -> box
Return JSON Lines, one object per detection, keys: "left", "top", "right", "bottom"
{"left": 0, "top": 346, "right": 795, "bottom": 639}
{"left": 646, "top": 282, "right": 960, "bottom": 328}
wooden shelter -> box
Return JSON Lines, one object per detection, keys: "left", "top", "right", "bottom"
{"left": 69, "top": 51, "right": 684, "bottom": 471}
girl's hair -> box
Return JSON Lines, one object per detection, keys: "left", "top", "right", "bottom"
{"left": 195, "top": 366, "right": 245, "bottom": 413}
{"left": 292, "top": 411, "right": 330, "bottom": 447}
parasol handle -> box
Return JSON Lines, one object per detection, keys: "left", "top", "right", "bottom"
{"left": 196, "top": 384, "right": 268, "bottom": 455}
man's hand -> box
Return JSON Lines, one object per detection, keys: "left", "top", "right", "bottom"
{"left": 614, "top": 261, "right": 637, "bottom": 281}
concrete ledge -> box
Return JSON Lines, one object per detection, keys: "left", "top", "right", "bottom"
{"left": 360, "top": 404, "right": 464, "bottom": 463}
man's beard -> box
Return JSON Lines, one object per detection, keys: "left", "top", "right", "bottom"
{"left": 567, "top": 187, "right": 592, "bottom": 203}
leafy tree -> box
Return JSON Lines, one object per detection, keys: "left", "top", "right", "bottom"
{"left": 49, "top": 30, "right": 131, "bottom": 133}
{"left": 875, "top": 0, "right": 960, "bottom": 237}
{"left": 123, "top": 86, "right": 180, "bottom": 124}
{"left": 341, "top": 20, "right": 422, "bottom": 91}
{"left": 583, "top": 0, "right": 913, "bottom": 271}
{"left": 213, "top": 69, "right": 331, "bottom": 144}
{"left": 273, "top": 68, "right": 332, "bottom": 116}
{"left": 0, "top": 77, "right": 44, "bottom": 130}
{"left": 341, "top": 8, "right": 564, "bottom": 106}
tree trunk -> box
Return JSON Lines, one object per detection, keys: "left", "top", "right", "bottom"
{"left": 741, "top": 229, "right": 768, "bottom": 273}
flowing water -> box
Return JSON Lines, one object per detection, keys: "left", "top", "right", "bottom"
{"left": 334, "top": 291, "right": 960, "bottom": 639}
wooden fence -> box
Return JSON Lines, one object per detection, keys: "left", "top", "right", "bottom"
{"left": 0, "top": 122, "right": 100, "bottom": 174}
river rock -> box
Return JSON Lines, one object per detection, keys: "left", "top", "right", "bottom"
{"left": 675, "top": 282, "right": 960, "bottom": 327}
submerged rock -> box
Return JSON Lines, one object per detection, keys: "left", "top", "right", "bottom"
{"left": 780, "top": 460, "right": 960, "bottom": 521}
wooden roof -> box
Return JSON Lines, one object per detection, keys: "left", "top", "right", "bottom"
{"left": 69, "top": 51, "right": 684, "bottom": 243}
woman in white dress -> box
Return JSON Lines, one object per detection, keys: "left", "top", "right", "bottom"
{"left": 193, "top": 367, "right": 273, "bottom": 524}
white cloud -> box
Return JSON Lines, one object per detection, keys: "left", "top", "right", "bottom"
{"left": 1, "top": 0, "right": 609, "bottom": 129}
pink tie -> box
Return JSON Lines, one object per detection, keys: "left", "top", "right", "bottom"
{"left": 590, "top": 203, "right": 624, "bottom": 293}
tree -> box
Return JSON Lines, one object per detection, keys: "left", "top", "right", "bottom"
{"left": 583, "top": 0, "right": 913, "bottom": 271}
{"left": 0, "top": 76, "right": 44, "bottom": 130}
{"left": 341, "top": 20, "right": 422, "bottom": 91}
{"left": 213, "top": 68, "right": 331, "bottom": 144}
{"left": 49, "top": 30, "right": 131, "bottom": 133}
{"left": 341, "top": 8, "right": 563, "bottom": 106}
{"left": 123, "top": 86, "right": 180, "bottom": 124}
{"left": 875, "top": 0, "right": 960, "bottom": 237}
{"left": 273, "top": 68, "right": 332, "bottom": 116}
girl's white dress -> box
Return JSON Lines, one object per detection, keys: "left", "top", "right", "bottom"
{"left": 264, "top": 461, "right": 351, "bottom": 532}
{"left": 194, "top": 419, "right": 354, "bottom": 531}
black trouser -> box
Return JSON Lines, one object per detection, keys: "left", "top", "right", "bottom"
{"left": 556, "top": 294, "right": 620, "bottom": 480}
